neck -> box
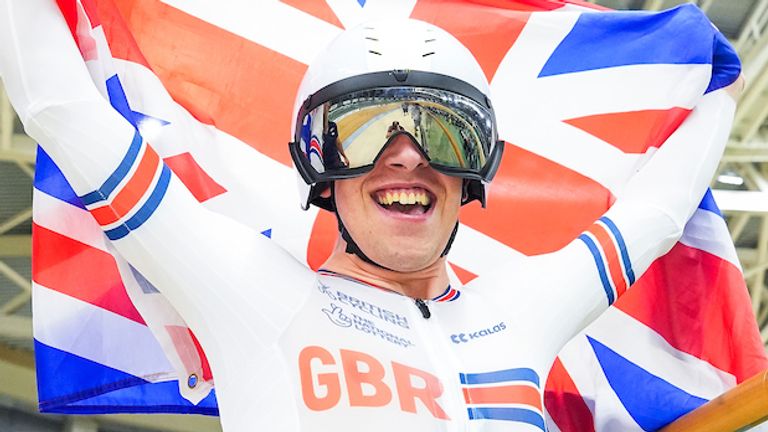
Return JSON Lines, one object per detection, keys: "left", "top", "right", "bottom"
{"left": 321, "top": 240, "right": 450, "bottom": 299}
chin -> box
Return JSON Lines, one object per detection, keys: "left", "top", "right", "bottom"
{"left": 376, "top": 248, "right": 442, "bottom": 273}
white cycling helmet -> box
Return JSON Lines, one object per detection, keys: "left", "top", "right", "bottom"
{"left": 290, "top": 18, "right": 504, "bottom": 211}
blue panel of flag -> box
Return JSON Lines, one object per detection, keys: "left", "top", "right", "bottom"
{"left": 35, "top": 340, "right": 218, "bottom": 415}
{"left": 540, "top": 5, "right": 725, "bottom": 78}
{"left": 34, "top": 147, "right": 85, "bottom": 210}
{"left": 588, "top": 336, "right": 707, "bottom": 431}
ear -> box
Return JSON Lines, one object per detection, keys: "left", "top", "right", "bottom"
{"left": 320, "top": 187, "right": 332, "bottom": 198}
{"left": 462, "top": 180, "right": 470, "bottom": 202}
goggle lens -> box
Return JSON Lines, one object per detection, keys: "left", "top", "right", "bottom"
{"left": 295, "top": 86, "right": 497, "bottom": 181}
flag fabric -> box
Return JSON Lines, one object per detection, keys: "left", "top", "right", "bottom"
{"left": 26, "top": 0, "right": 768, "bottom": 429}
{"left": 544, "top": 192, "right": 768, "bottom": 430}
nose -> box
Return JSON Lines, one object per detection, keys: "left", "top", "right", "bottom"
{"left": 379, "top": 134, "right": 428, "bottom": 172}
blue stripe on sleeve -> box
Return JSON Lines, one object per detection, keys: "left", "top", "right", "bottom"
{"left": 467, "top": 407, "right": 545, "bottom": 430}
{"left": 598, "top": 217, "right": 635, "bottom": 285}
{"left": 540, "top": 5, "right": 714, "bottom": 78}
{"left": 579, "top": 234, "right": 615, "bottom": 305}
{"left": 79, "top": 131, "right": 143, "bottom": 206}
{"left": 104, "top": 224, "right": 130, "bottom": 241}
{"left": 105, "top": 164, "right": 171, "bottom": 240}
{"left": 459, "top": 368, "right": 540, "bottom": 387}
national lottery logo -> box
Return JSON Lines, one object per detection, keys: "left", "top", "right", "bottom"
{"left": 322, "top": 304, "right": 352, "bottom": 328}
{"left": 450, "top": 322, "right": 507, "bottom": 344}
{"left": 317, "top": 283, "right": 413, "bottom": 348}
{"left": 320, "top": 302, "right": 414, "bottom": 348}
{"left": 318, "top": 283, "right": 410, "bottom": 329}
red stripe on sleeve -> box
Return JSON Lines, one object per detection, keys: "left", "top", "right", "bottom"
{"left": 90, "top": 146, "right": 160, "bottom": 226}
{"left": 586, "top": 224, "right": 627, "bottom": 298}
{"left": 32, "top": 223, "right": 146, "bottom": 325}
{"left": 463, "top": 385, "right": 542, "bottom": 410}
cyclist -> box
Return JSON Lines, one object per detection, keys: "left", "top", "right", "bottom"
{"left": 0, "top": 2, "right": 738, "bottom": 431}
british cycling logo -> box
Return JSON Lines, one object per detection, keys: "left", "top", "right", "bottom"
{"left": 318, "top": 282, "right": 410, "bottom": 329}
{"left": 318, "top": 282, "right": 413, "bottom": 348}
{"left": 450, "top": 322, "right": 506, "bottom": 344}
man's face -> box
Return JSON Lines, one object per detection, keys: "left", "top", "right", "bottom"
{"left": 334, "top": 134, "right": 463, "bottom": 272}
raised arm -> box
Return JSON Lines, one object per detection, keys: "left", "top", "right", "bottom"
{"left": 578, "top": 87, "right": 735, "bottom": 291}
{"left": 0, "top": 0, "right": 314, "bottom": 359}
{"left": 480, "top": 85, "right": 736, "bottom": 351}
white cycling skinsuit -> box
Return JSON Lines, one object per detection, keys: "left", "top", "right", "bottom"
{"left": 0, "top": 0, "right": 735, "bottom": 431}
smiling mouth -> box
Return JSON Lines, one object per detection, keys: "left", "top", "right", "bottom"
{"left": 373, "top": 188, "right": 434, "bottom": 216}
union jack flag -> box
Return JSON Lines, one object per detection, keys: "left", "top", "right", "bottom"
{"left": 23, "top": 0, "right": 767, "bottom": 429}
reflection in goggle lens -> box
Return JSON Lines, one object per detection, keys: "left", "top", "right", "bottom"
{"left": 298, "top": 87, "right": 494, "bottom": 177}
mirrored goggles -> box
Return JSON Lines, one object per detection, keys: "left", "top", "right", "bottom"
{"left": 290, "top": 86, "right": 503, "bottom": 185}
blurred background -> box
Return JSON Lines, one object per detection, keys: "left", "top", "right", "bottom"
{"left": 1, "top": 0, "right": 768, "bottom": 430}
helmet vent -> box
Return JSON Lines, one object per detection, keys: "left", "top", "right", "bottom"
{"left": 425, "top": 38, "right": 436, "bottom": 43}
{"left": 422, "top": 52, "right": 435, "bottom": 57}
{"left": 368, "top": 50, "right": 382, "bottom": 56}
{"left": 365, "top": 37, "right": 379, "bottom": 41}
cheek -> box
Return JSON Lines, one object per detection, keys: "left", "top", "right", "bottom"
{"left": 334, "top": 180, "right": 368, "bottom": 221}
{"left": 444, "top": 178, "right": 464, "bottom": 211}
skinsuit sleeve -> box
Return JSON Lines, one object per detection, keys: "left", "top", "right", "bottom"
{"left": 480, "top": 86, "right": 737, "bottom": 352}
{"left": 0, "top": 0, "right": 315, "bottom": 368}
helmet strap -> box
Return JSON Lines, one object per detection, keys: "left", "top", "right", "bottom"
{"left": 330, "top": 183, "right": 460, "bottom": 271}
{"left": 441, "top": 221, "right": 459, "bottom": 258}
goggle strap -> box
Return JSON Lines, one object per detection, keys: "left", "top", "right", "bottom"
{"left": 332, "top": 185, "right": 396, "bottom": 271}
{"left": 440, "top": 221, "right": 460, "bottom": 258}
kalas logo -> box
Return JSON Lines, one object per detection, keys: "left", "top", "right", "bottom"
{"left": 450, "top": 322, "right": 506, "bottom": 344}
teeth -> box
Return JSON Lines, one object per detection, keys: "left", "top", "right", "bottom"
{"left": 377, "top": 189, "right": 431, "bottom": 206}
